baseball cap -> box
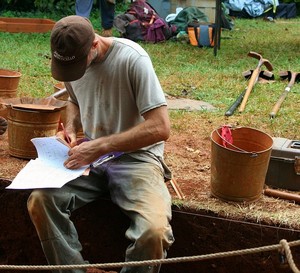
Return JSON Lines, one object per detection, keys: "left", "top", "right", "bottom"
{"left": 51, "top": 15, "right": 95, "bottom": 82}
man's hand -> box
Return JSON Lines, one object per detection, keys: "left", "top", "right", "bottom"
{"left": 64, "top": 140, "right": 102, "bottom": 169}
{"left": 56, "top": 129, "right": 77, "bottom": 148}
{"left": 63, "top": 105, "right": 170, "bottom": 169}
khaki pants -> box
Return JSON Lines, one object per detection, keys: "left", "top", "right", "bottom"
{"left": 27, "top": 153, "right": 174, "bottom": 273}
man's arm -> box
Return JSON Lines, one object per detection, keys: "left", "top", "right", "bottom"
{"left": 64, "top": 105, "right": 170, "bottom": 169}
{"left": 56, "top": 101, "right": 82, "bottom": 147}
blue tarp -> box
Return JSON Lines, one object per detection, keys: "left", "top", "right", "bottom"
{"left": 224, "top": 0, "right": 279, "bottom": 17}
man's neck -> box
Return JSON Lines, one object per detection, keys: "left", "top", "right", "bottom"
{"left": 94, "top": 35, "right": 113, "bottom": 62}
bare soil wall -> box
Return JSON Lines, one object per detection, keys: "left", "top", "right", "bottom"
{"left": 1, "top": 186, "right": 300, "bottom": 273}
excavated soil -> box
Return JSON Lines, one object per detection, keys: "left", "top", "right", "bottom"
{"left": 1, "top": 107, "right": 300, "bottom": 273}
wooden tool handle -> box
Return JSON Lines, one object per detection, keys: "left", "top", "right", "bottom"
{"left": 287, "top": 72, "right": 297, "bottom": 88}
{"left": 264, "top": 188, "right": 300, "bottom": 204}
{"left": 239, "top": 69, "right": 259, "bottom": 112}
{"left": 269, "top": 90, "right": 289, "bottom": 118}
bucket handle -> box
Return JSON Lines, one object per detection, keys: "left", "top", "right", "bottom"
{"left": 10, "top": 105, "right": 41, "bottom": 113}
{"left": 216, "top": 127, "right": 258, "bottom": 157}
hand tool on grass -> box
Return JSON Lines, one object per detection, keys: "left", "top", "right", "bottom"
{"left": 238, "top": 51, "right": 273, "bottom": 113}
{"left": 264, "top": 187, "right": 300, "bottom": 204}
{"left": 269, "top": 71, "right": 300, "bottom": 118}
{"left": 225, "top": 70, "right": 274, "bottom": 116}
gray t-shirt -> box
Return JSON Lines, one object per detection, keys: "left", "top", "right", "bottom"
{"left": 65, "top": 38, "right": 167, "bottom": 158}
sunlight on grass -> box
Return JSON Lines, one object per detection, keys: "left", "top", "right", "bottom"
{"left": 0, "top": 17, "right": 299, "bottom": 138}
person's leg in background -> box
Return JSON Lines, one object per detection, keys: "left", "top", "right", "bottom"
{"left": 75, "top": 0, "right": 93, "bottom": 17}
{"left": 99, "top": 0, "right": 115, "bottom": 36}
{"left": 76, "top": 0, "right": 115, "bottom": 37}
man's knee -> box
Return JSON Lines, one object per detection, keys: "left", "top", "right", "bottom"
{"left": 27, "top": 190, "right": 49, "bottom": 219}
{"left": 141, "top": 225, "right": 174, "bottom": 252}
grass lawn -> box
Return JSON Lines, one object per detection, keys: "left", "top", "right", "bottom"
{"left": 0, "top": 16, "right": 299, "bottom": 139}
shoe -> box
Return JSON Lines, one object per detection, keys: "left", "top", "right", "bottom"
{"left": 0, "top": 116, "right": 7, "bottom": 135}
{"left": 101, "top": 29, "right": 113, "bottom": 37}
{"left": 86, "top": 268, "right": 118, "bottom": 273}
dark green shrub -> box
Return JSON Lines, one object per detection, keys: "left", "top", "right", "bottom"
{"left": 34, "top": 0, "right": 74, "bottom": 13}
{"left": 0, "top": 0, "right": 75, "bottom": 14}
{"left": 0, "top": 0, "right": 35, "bottom": 11}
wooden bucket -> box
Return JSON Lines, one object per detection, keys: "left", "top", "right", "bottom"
{"left": 0, "top": 69, "right": 22, "bottom": 118}
{"left": 7, "top": 107, "right": 61, "bottom": 159}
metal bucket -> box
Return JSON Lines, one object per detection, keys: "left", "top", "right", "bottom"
{"left": 7, "top": 107, "right": 61, "bottom": 159}
{"left": 0, "top": 69, "right": 22, "bottom": 118}
{"left": 210, "top": 127, "right": 273, "bottom": 202}
{"left": 0, "top": 69, "right": 21, "bottom": 98}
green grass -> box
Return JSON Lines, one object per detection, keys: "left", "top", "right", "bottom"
{"left": 0, "top": 14, "right": 299, "bottom": 139}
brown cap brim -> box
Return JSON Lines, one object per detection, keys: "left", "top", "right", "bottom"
{"left": 51, "top": 55, "right": 87, "bottom": 82}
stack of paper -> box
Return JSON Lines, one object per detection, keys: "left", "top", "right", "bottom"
{"left": 7, "top": 137, "right": 87, "bottom": 189}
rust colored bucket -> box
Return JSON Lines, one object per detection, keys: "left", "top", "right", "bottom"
{"left": 0, "top": 69, "right": 22, "bottom": 118}
{"left": 7, "top": 107, "right": 61, "bottom": 159}
{"left": 53, "top": 82, "right": 65, "bottom": 93}
{"left": 210, "top": 127, "right": 273, "bottom": 202}
{"left": 0, "top": 69, "right": 21, "bottom": 98}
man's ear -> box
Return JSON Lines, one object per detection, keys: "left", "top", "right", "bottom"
{"left": 92, "top": 38, "right": 99, "bottom": 50}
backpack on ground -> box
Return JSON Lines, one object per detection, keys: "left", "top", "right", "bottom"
{"left": 113, "top": 0, "right": 174, "bottom": 43}
{"left": 168, "top": 6, "right": 209, "bottom": 34}
{"left": 168, "top": 5, "right": 234, "bottom": 35}
{"left": 187, "top": 22, "right": 216, "bottom": 47}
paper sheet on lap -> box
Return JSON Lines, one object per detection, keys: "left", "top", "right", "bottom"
{"left": 6, "top": 137, "right": 87, "bottom": 189}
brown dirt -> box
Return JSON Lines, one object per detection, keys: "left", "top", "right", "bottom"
{"left": 164, "top": 114, "right": 300, "bottom": 230}
{"left": 1, "top": 107, "right": 300, "bottom": 273}
{"left": 1, "top": 110, "right": 300, "bottom": 229}
{"left": 0, "top": 106, "right": 300, "bottom": 229}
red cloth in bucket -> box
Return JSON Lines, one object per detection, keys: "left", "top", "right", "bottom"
{"left": 221, "top": 126, "right": 233, "bottom": 147}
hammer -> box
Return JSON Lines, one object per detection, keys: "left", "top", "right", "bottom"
{"left": 269, "top": 71, "right": 300, "bottom": 118}
{"left": 239, "top": 51, "right": 273, "bottom": 113}
{"left": 225, "top": 70, "right": 274, "bottom": 116}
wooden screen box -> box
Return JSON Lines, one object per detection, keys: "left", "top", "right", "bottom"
{"left": 0, "top": 17, "right": 55, "bottom": 33}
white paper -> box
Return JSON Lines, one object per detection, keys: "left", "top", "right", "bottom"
{"left": 6, "top": 136, "right": 87, "bottom": 189}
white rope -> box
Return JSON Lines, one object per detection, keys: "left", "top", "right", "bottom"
{"left": 280, "top": 239, "right": 300, "bottom": 273}
{"left": 0, "top": 239, "right": 299, "bottom": 271}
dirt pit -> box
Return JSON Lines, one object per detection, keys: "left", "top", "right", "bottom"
{"left": 1, "top": 110, "right": 300, "bottom": 273}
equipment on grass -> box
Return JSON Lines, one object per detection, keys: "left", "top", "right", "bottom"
{"left": 225, "top": 70, "right": 274, "bottom": 116}
{"left": 238, "top": 51, "right": 273, "bottom": 113}
{"left": 269, "top": 70, "right": 300, "bottom": 118}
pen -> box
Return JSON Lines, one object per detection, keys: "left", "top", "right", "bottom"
{"left": 91, "top": 152, "right": 124, "bottom": 168}
{"left": 60, "top": 122, "right": 71, "bottom": 144}
{"left": 92, "top": 154, "right": 115, "bottom": 168}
